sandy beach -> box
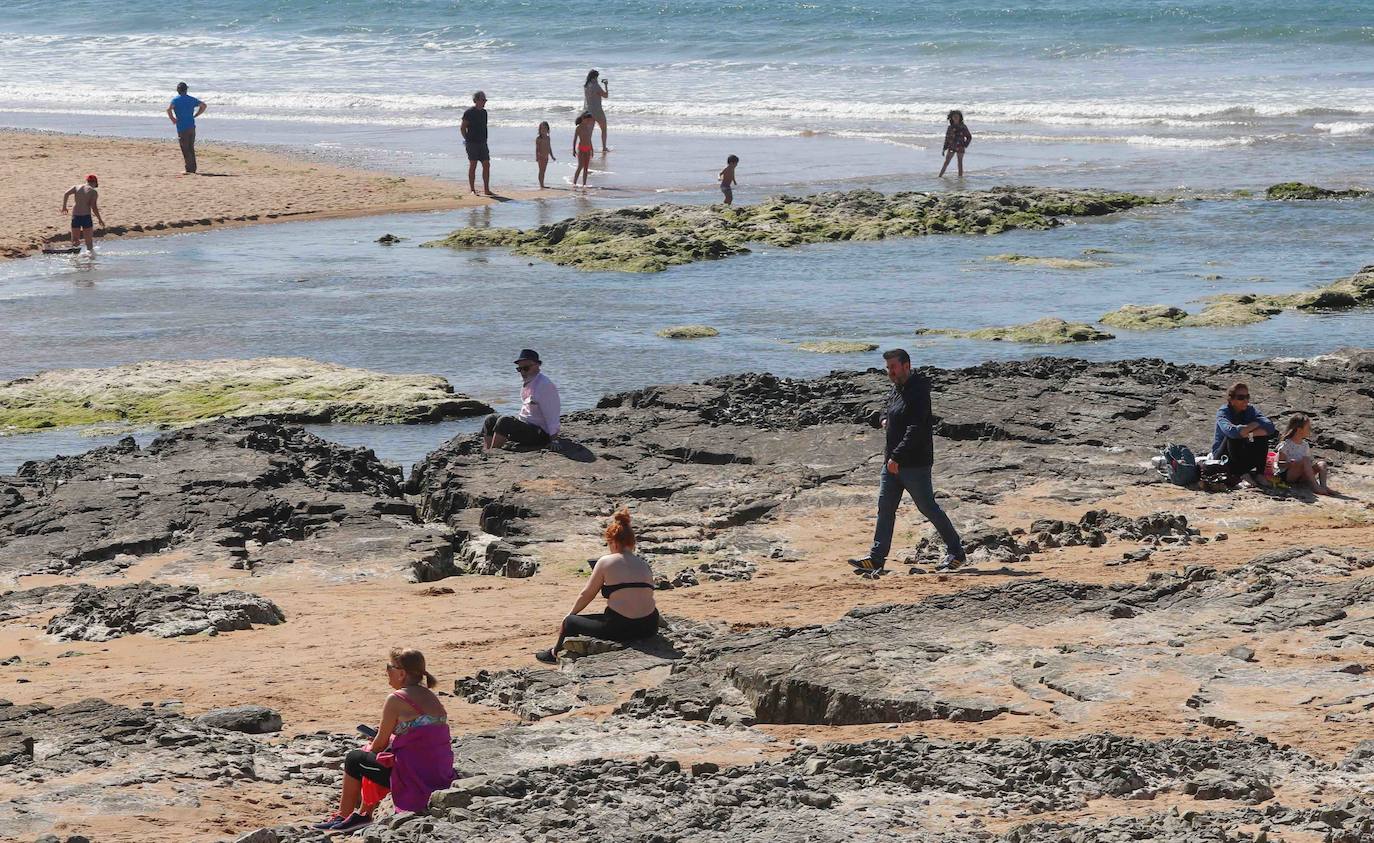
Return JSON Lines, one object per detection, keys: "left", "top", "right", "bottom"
{"left": 0, "top": 129, "right": 545, "bottom": 258}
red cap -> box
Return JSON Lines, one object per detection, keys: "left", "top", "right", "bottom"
{"left": 86, "top": 174, "right": 98, "bottom": 184}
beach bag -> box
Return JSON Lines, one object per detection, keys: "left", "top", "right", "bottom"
{"left": 1264, "top": 450, "right": 1280, "bottom": 480}
{"left": 1158, "top": 443, "right": 1198, "bottom": 486}
{"left": 1197, "top": 454, "right": 1229, "bottom": 481}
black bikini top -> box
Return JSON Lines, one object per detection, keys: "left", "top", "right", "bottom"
{"left": 601, "top": 581, "right": 655, "bottom": 598}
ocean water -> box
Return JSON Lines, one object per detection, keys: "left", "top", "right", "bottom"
{"left": 3, "top": 1, "right": 1374, "bottom": 189}
{"left": 3, "top": 2, "right": 1374, "bottom": 471}
{"left": 2, "top": 194, "right": 1373, "bottom": 472}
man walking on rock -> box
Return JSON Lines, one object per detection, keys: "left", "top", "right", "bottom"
{"left": 482, "top": 349, "right": 560, "bottom": 450}
{"left": 166, "top": 82, "right": 206, "bottom": 174}
{"left": 850, "top": 348, "right": 965, "bottom": 576}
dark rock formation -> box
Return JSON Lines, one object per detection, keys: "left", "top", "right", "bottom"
{"left": 0, "top": 696, "right": 357, "bottom": 837}
{"left": 195, "top": 705, "right": 283, "bottom": 734}
{"left": 40, "top": 582, "right": 284, "bottom": 641}
{"left": 1265, "top": 182, "right": 1370, "bottom": 201}
{"left": 410, "top": 350, "right": 1374, "bottom": 578}
{"left": 254, "top": 728, "right": 1365, "bottom": 843}
{"left": 904, "top": 509, "right": 1200, "bottom": 567}
{"left": 0, "top": 418, "right": 462, "bottom": 581}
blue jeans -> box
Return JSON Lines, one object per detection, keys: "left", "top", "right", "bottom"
{"left": 869, "top": 464, "right": 963, "bottom": 564}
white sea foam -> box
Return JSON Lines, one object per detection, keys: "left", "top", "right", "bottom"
{"left": 1313, "top": 121, "right": 1374, "bottom": 136}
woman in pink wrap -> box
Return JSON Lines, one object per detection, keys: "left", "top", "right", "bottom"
{"left": 310, "top": 648, "right": 455, "bottom": 832}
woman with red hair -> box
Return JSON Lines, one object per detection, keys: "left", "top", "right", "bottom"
{"left": 536, "top": 509, "right": 659, "bottom": 663}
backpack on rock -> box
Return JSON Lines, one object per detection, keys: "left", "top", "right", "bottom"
{"left": 1157, "top": 443, "right": 1198, "bottom": 487}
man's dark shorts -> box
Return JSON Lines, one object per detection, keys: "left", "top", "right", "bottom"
{"left": 1221, "top": 435, "right": 1269, "bottom": 478}
{"left": 71, "top": 214, "right": 93, "bottom": 229}
{"left": 483, "top": 414, "right": 550, "bottom": 447}
{"left": 465, "top": 142, "right": 490, "bottom": 162}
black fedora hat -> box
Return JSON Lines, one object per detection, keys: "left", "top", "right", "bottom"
{"left": 514, "top": 349, "right": 541, "bottom": 364}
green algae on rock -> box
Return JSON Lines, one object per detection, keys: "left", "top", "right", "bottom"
{"left": 1099, "top": 264, "right": 1374, "bottom": 331}
{"left": 986, "top": 254, "right": 1110, "bottom": 270}
{"left": 0, "top": 357, "right": 492, "bottom": 434}
{"left": 917, "top": 318, "right": 1115, "bottom": 344}
{"left": 657, "top": 325, "right": 720, "bottom": 339}
{"left": 423, "top": 187, "right": 1157, "bottom": 273}
{"left": 797, "top": 341, "right": 880, "bottom": 354}
{"left": 1264, "top": 182, "right": 1370, "bottom": 201}
{"left": 1099, "top": 305, "right": 1191, "bottom": 330}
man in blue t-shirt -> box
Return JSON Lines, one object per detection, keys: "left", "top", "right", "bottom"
{"left": 165, "top": 82, "right": 207, "bottom": 174}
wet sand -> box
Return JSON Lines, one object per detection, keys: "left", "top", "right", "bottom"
{"left": 0, "top": 129, "right": 549, "bottom": 258}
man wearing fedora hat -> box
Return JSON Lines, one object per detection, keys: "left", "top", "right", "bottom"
{"left": 482, "top": 349, "right": 561, "bottom": 451}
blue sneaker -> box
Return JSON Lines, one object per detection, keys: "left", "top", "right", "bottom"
{"left": 331, "top": 813, "right": 373, "bottom": 833}
{"left": 309, "top": 813, "right": 345, "bottom": 830}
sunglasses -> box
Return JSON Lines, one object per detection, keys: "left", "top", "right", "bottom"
{"left": 385, "top": 662, "right": 401, "bottom": 671}
{"left": 1233, "top": 394, "right": 1250, "bottom": 401}
{"left": 516, "top": 363, "right": 535, "bottom": 372}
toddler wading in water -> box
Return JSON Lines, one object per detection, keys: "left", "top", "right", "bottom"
{"left": 1276, "top": 413, "right": 1334, "bottom": 495}
{"left": 718, "top": 155, "right": 739, "bottom": 204}
{"left": 938, "top": 110, "right": 972, "bottom": 178}
{"left": 535, "top": 121, "right": 556, "bottom": 189}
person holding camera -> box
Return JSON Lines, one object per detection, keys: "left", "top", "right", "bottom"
{"left": 583, "top": 69, "right": 610, "bottom": 152}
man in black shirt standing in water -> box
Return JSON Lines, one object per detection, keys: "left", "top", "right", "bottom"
{"left": 850, "top": 349, "right": 966, "bottom": 576}
{"left": 461, "top": 90, "right": 492, "bottom": 196}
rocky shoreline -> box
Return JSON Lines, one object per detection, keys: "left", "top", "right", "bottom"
{"left": 1, "top": 351, "right": 1373, "bottom": 842}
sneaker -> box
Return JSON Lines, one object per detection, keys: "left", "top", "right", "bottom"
{"left": 936, "top": 554, "right": 967, "bottom": 572}
{"left": 847, "top": 556, "right": 885, "bottom": 573}
{"left": 309, "top": 814, "right": 345, "bottom": 830}
{"left": 534, "top": 648, "right": 558, "bottom": 665}
{"left": 330, "top": 813, "right": 372, "bottom": 833}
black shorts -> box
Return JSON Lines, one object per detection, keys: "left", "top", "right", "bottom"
{"left": 71, "top": 214, "right": 93, "bottom": 229}
{"left": 344, "top": 748, "right": 391, "bottom": 788}
{"left": 465, "top": 142, "right": 490, "bottom": 162}
{"left": 483, "top": 414, "right": 550, "bottom": 447}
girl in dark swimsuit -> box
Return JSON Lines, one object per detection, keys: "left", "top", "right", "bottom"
{"left": 938, "top": 109, "right": 972, "bottom": 178}
{"left": 536, "top": 509, "right": 659, "bottom": 663}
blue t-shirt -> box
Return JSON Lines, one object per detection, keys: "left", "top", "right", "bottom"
{"left": 170, "top": 94, "right": 203, "bottom": 132}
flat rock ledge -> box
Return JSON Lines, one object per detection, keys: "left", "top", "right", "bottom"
{"left": 624, "top": 548, "right": 1374, "bottom": 728}
{"left": 0, "top": 357, "right": 491, "bottom": 434}
{"left": 423, "top": 187, "right": 1157, "bottom": 272}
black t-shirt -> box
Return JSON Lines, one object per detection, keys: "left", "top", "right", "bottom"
{"left": 462, "top": 107, "right": 488, "bottom": 145}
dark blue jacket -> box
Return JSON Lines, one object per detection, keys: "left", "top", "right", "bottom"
{"left": 1212, "top": 403, "right": 1276, "bottom": 456}
{"left": 884, "top": 373, "right": 935, "bottom": 467}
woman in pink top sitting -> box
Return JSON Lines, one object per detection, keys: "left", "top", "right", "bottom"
{"left": 310, "top": 648, "right": 455, "bottom": 832}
